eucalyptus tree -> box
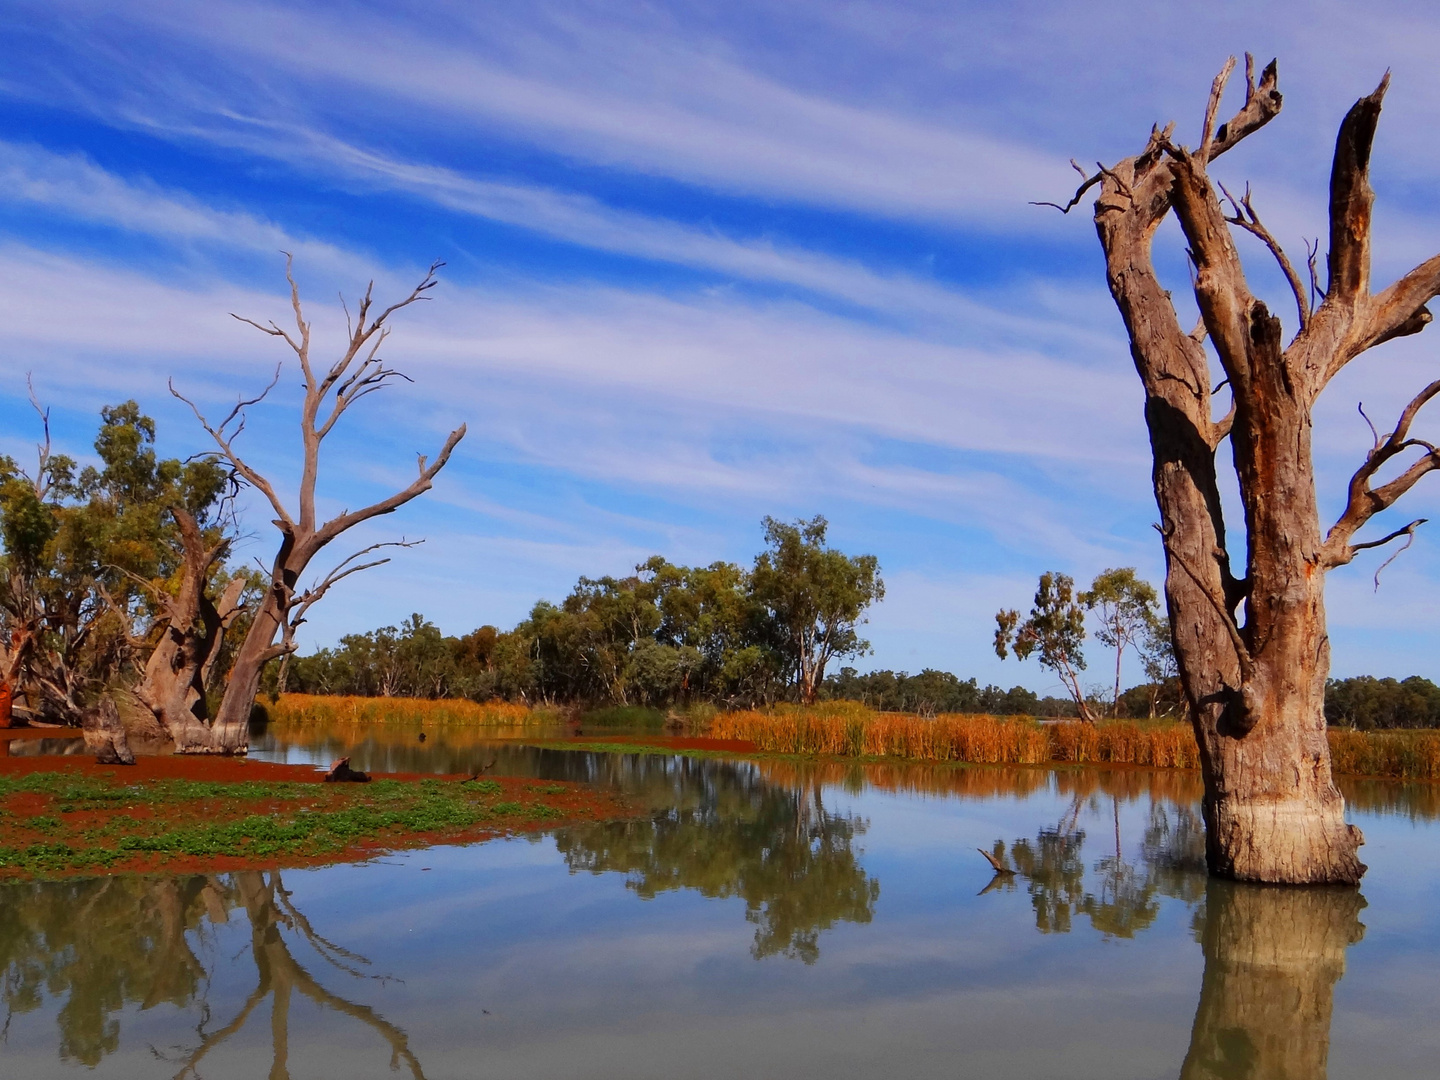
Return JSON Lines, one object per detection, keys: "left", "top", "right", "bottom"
{"left": 1045, "top": 56, "right": 1440, "bottom": 882}
{"left": 173, "top": 258, "right": 465, "bottom": 752}
{"left": 0, "top": 398, "right": 243, "bottom": 732}
{"left": 749, "top": 515, "right": 884, "bottom": 704}
{"left": 1082, "top": 568, "right": 1160, "bottom": 717}
{"left": 995, "top": 571, "right": 1095, "bottom": 721}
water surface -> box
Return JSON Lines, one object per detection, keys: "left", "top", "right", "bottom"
{"left": 1, "top": 724, "right": 1436, "bottom": 1078}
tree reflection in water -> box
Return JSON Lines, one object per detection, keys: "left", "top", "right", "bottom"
{"left": 555, "top": 765, "right": 879, "bottom": 963}
{"left": 1181, "top": 882, "right": 1365, "bottom": 1080}
{"left": 0, "top": 871, "right": 425, "bottom": 1078}
{"left": 986, "top": 798, "right": 1365, "bottom": 1079}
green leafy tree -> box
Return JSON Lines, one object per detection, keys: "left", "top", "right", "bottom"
{"left": 1324, "top": 675, "right": 1440, "bottom": 730}
{"left": 995, "top": 572, "right": 1094, "bottom": 721}
{"left": 0, "top": 397, "right": 239, "bottom": 727}
{"left": 1081, "top": 568, "right": 1161, "bottom": 718}
{"left": 750, "top": 516, "right": 883, "bottom": 704}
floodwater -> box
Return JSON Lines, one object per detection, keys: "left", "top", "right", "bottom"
{"left": 2, "top": 725, "right": 1437, "bottom": 1078}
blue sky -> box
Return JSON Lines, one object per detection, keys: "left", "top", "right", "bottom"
{"left": 2, "top": 0, "right": 1440, "bottom": 696}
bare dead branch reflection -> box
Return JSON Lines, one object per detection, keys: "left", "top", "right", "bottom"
{"left": 0, "top": 872, "right": 425, "bottom": 1076}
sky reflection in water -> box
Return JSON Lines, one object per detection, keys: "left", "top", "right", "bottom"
{"left": 1, "top": 733, "right": 1437, "bottom": 1078}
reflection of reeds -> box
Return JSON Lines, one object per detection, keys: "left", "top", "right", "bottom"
{"left": 266, "top": 694, "right": 561, "bottom": 727}
{"left": 710, "top": 705, "right": 1440, "bottom": 781}
{"left": 755, "top": 757, "right": 1204, "bottom": 804}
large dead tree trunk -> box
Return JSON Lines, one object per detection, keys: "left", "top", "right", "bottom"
{"left": 132, "top": 507, "right": 250, "bottom": 752}
{"left": 173, "top": 259, "right": 465, "bottom": 753}
{"left": 1052, "top": 57, "right": 1440, "bottom": 882}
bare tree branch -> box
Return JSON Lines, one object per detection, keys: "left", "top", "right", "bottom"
{"left": 1032, "top": 172, "right": 1102, "bottom": 214}
{"left": 1199, "top": 55, "right": 1238, "bottom": 160}
{"left": 1219, "top": 182, "right": 1310, "bottom": 329}
{"left": 169, "top": 369, "right": 293, "bottom": 529}
{"left": 1325, "top": 73, "right": 1389, "bottom": 306}
{"left": 24, "top": 374, "right": 55, "bottom": 501}
{"left": 314, "top": 425, "right": 467, "bottom": 548}
{"left": 1367, "top": 519, "right": 1426, "bottom": 588}
{"left": 1353, "top": 517, "right": 1427, "bottom": 555}
{"left": 1323, "top": 377, "right": 1440, "bottom": 566}
{"left": 1206, "top": 54, "right": 1282, "bottom": 162}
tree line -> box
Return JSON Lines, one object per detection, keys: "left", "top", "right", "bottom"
{"left": 281, "top": 514, "right": 885, "bottom": 709}
{"left": 8, "top": 392, "right": 1433, "bottom": 732}
{"left": 277, "top": 568, "right": 1440, "bottom": 727}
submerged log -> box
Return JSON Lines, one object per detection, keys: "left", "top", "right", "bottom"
{"left": 323, "top": 757, "right": 370, "bottom": 783}
{"left": 977, "top": 847, "right": 1014, "bottom": 875}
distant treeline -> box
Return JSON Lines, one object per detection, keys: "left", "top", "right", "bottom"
{"left": 277, "top": 516, "right": 883, "bottom": 709}
{"left": 273, "top": 608, "right": 1440, "bottom": 728}
{"left": 1323, "top": 675, "right": 1440, "bottom": 730}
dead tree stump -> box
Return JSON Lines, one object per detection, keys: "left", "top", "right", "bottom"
{"left": 83, "top": 696, "right": 135, "bottom": 765}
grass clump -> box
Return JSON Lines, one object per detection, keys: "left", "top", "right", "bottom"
{"left": 579, "top": 705, "right": 666, "bottom": 729}
{"left": 267, "top": 694, "right": 562, "bottom": 728}
{"left": 709, "top": 705, "right": 1440, "bottom": 780}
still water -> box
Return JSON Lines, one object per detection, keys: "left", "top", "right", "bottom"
{"left": 2, "top": 724, "right": 1437, "bottom": 1078}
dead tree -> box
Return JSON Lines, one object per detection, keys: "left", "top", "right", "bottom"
{"left": 1047, "top": 57, "right": 1440, "bottom": 882}
{"left": 172, "top": 258, "right": 465, "bottom": 753}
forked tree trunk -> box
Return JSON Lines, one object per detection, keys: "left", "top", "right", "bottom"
{"left": 1071, "top": 57, "right": 1440, "bottom": 882}
{"left": 133, "top": 509, "right": 250, "bottom": 753}
{"left": 1181, "top": 881, "right": 1365, "bottom": 1079}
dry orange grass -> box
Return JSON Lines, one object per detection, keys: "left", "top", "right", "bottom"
{"left": 266, "top": 694, "right": 559, "bottom": 728}
{"left": 711, "top": 704, "right": 1440, "bottom": 781}
{"left": 1326, "top": 728, "right": 1440, "bottom": 781}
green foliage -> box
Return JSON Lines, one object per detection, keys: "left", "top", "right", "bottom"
{"left": 0, "top": 399, "right": 240, "bottom": 721}
{"left": 554, "top": 761, "right": 877, "bottom": 963}
{"left": 995, "top": 572, "right": 1092, "bottom": 718}
{"left": 1081, "top": 568, "right": 1162, "bottom": 717}
{"left": 751, "top": 515, "right": 884, "bottom": 703}
{"left": 821, "top": 667, "right": 1078, "bottom": 717}
{"left": 287, "top": 517, "right": 881, "bottom": 710}
{"left": 1325, "top": 675, "right": 1440, "bottom": 729}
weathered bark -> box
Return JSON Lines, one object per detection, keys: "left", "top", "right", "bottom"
{"left": 174, "top": 260, "right": 466, "bottom": 753}
{"left": 1065, "top": 57, "right": 1440, "bottom": 882}
{"left": 133, "top": 508, "right": 250, "bottom": 753}
{"left": 1181, "top": 881, "right": 1365, "bottom": 1079}
{"left": 82, "top": 696, "right": 134, "bottom": 765}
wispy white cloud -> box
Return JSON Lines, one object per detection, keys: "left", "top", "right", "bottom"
{"left": 2, "top": 0, "right": 1076, "bottom": 229}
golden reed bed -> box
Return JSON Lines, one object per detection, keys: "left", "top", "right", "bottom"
{"left": 263, "top": 694, "right": 561, "bottom": 728}
{"left": 709, "top": 703, "right": 1440, "bottom": 782}
{"left": 264, "top": 695, "right": 1440, "bottom": 782}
